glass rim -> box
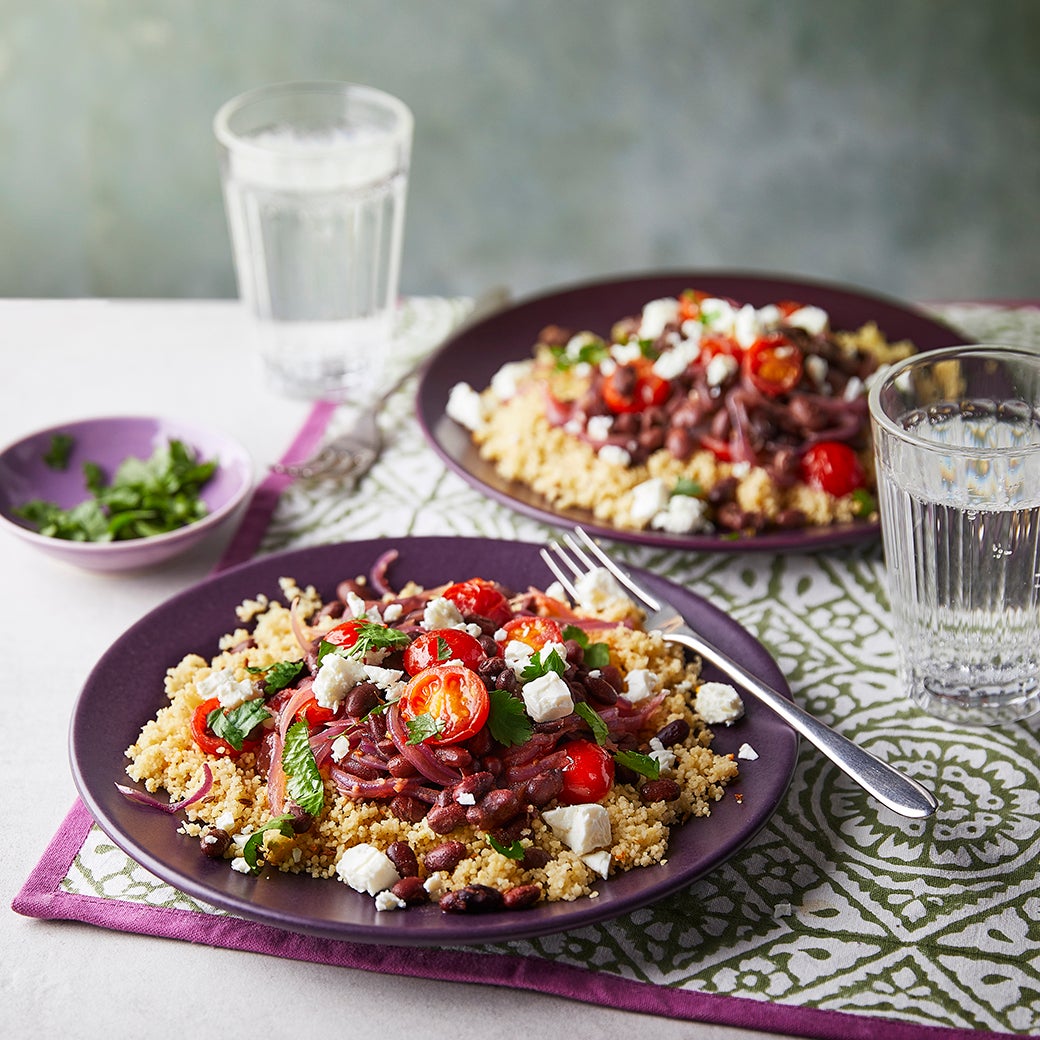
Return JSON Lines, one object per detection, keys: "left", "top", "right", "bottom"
{"left": 213, "top": 80, "right": 413, "bottom": 153}
{"left": 867, "top": 342, "right": 1040, "bottom": 455}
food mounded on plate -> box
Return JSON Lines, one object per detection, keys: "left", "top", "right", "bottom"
{"left": 446, "top": 288, "right": 915, "bottom": 538}
{"left": 121, "top": 552, "right": 742, "bottom": 913}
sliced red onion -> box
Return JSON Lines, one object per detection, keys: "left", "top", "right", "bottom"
{"left": 369, "top": 549, "right": 399, "bottom": 596}
{"left": 115, "top": 763, "right": 213, "bottom": 814}
{"left": 330, "top": 767, "right": 423, "bottom": 800}
{"left": 385, "top": 703, "right": 463, "bottom": 785}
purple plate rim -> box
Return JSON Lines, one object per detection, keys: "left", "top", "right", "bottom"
{"left": 0, "top": 414, "right": 253, "bottom": 559}
{"left": 416, "top": 269, "right": 968, "bottom": 553}
{"left": 70, "top": 536, "right": 798, "bottom": 947}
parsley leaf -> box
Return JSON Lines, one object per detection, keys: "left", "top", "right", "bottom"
{"left": 487, "top": 687, "right": 534, "bottom": 747}
{"left": 43, "top": 433, "right": 74, "bottom": 470}
{"left": 282, "top": 719, "right": 325, "bottom": 816}
{"left": 672, "top": 476, "right": 703, "bottom": 498}
{"left": 406, "top": 712, "right": 445, "bottom": 745}
{"left": 614, "top": 749, "right": 661, "bottom": 780}
{"left": 561, "top": 626, "right": 610, "bottom": 670}
{"left": 851, "top": 488, "right": 876, "bottom": 517}
{"left": 317, "top": 621, "right": 411, "bottom": 664}
{"left": 242, "top": 814, "right": 296, "bottom": 874}
{"left": 487, "top": 835, "right": 525, "bottom": 860}
{"left": 574, "top": 702, "right": 610, "bottom": 746}
{"left": 436, "top": 635, "right": 452, "bottom": 662}
{"left": 549, "top": 338, "right": 610, "bottom": 371}
{"left": 247, "top": 659, "right": 304, "bottom": 694}
{"left": 519, "top": 646, "right": 566, "bottom": 683}
{"left": 207, "top": 699, "right": 271, "bottom": 751}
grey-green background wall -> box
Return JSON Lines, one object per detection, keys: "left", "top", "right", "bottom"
{"left": 3, "top": 0, "right": 1037, "bottom": 304}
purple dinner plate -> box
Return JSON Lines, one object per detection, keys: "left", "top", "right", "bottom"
{"left": 416, "top": 270, "right": 967, "bottom": 552}
{"left": 71, "top": 536, "right": 798, "bottom": 946}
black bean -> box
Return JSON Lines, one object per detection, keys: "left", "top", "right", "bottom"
{"left": 343, "top": 681, "right": 379, "bottom": 718}
{"left": 654, "top": 718, "right": 691, "bottom": 747}
{"left": 520, "top": 847, "right": 550, "bottom": 870}
{"left": 199, "top": 826, "right": 230, "bottom": 858}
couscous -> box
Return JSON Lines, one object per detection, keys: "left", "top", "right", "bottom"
{"left": 123, "top": 556, "right": 741, "bottom": 913}
{"left": 447, "top": 289, "right": 916, "bottom": 537}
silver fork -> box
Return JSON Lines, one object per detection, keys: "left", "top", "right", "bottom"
{"left": 272, "top": 286, "right": 511, "bottom": 483}
{"left": 541, "top": 527, "right": 938, "bottom": 820}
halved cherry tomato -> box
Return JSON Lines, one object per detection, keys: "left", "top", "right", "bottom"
{"left": 559, "top": 739, "right": 615, "bottom": 804}
{"left": 743, "top": 334, "right": 804, "bottom": 396}
{"left": 190, "top": 697, "right": 262, "bottom": 757}
{"left": 698, "top": 332, "right": 742, "bottom": 366}
{"left": 800, "top": 441, "right": 867, "bottom": 497}
{"left": 697, "top": 433, "right": 732, "bottom": 462}
{"left": 266, "top": 686, "right": 337, "bottom": 726}
{"left": 442, "top": 578, "right": 513, "bottom": 626}
{"left": 398, "top": 664, "right": 490, "bottom": 745}
{"left": 602, "top": 358, "right": 671, "bottom": 414}
{"left": 775, "top": 300, "right": 804, "bottom": 318}
{"left": 322, "top": 619, "right": 366, "bottom": 651}
{"left": 498, "top": 616, "right": 565, "bottom": 653}
{"left": 678, "top": 288, "right": 709, "bottom": 323}
{"left": 403, "top": 628, "right": 487, "bottom": 676}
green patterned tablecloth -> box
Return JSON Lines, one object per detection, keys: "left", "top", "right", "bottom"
{"left": 61, "top": 299, "right": 1040, "bottom": 1035}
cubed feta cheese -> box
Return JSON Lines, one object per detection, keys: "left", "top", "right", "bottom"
{"left": 313, "top": 653, "right": 368, "bottom": 710}
{"left": 597, "top": 444, "right": 631, "bottom": 468}
{"left": 490, "top": 359, "right": 533, "bottom": 400}
{"left": 699, "top": 297, "right": 736, "bottom": 334}
{"left": 542, "top": 803, "right": 612, "bottom": 855}
{"left": 733, "top": 303, "right": 763, "bottom": 349}
{"left": 785, "top": 305, "right": 829, "bottom": 336}
{"left": 581, "top": 850, "right": 612, "bottom": 878}
{"left": 573, "top": 566, "right": 629, "bottom": 614}
{"left": 629, "top": 477, "right": 670, "bottom": 524}
{"left": 503, "top": 639, "right": 534, "bottom": 673}
{"left": 422, "top": 596, "right": 466, "bottom": 631}
{"left": 446, "top": 381, "right": 488, "bottom": 431}
{"left": 651, "top": 494, "right": 712, "bottom": 535}
{"left": 648, "top": 736, "right": 677, "bottom": 774}
{"left": 705, "top": 352, "right": 739, "bottom": 388}
{"left": 623, "top": 668, "right": 658, "bottom": 704}
{"left": 197, "top": 668, "right": 259, "bottom": 710}
{"left": 651, "top": 336, "right": 700, "bottom": 381}
{"left": 521, "top": 671, "right": 575, "bottom": 722}
{"left": 331, "top": 734, "right": 352, "bottom": 762}
{"left": 335, "top": 843, "right": 401, "bottom": 895}
{"left": 737, "top": 742, "right": 759, "bottom": 760}
{"left": 694, "top": 681, "right": 745, "bottom": 725}
{"left": 585, "top": 414, "right": 614, "bottom": 443}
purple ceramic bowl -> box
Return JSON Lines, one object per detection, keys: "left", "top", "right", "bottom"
{"left": 0, "top": 416, "right": 253, "bottom": 572}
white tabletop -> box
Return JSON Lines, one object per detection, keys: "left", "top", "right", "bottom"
{"left": 0, "top": 299, "right": 791, "bottom": 1040}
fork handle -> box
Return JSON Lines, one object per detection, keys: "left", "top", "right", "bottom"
{"left": 666, "top": 632, "right": 938, "bottom": 819}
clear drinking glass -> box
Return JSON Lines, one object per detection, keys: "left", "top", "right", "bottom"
{"left": 214, "top": 81, "right": 413, "bottom": 400}
{"left": 868, "top": 345, "right": 1040, "bottom": 725}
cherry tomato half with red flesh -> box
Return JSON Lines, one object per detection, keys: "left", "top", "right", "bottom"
{"left": 398, "top": 664, "right": 490, "bottom": 745}
{"left": 322, "top": 619, "right": 366, "bottom": 651}
{"left": 403, "top": 629, "right": 487, "bottom": 676}
{"left": 559, "top": 739, "right": 615, "bottom": 804}
{"left": 775, "top": 300, "right": 804, "bottom": 318}
{"left": 602, "top": 358, "right": 671, "bottom": 415}
{"left": 801, "top": 441, "right": 867, "bottom": 497}
{"left": 267, "top": 686, "right": 337, "bottom": 727}
{"left": 442, "top": 578, "right": 513, "bottom": 626}
{"left": 743, "top": 334, "right": 804, "bottom": 396}
{"left": 498, "top": 616, "right": 565, "bottom": 654}
{"left": 678, "top": 288, "right": 709, "bottom": 323}
{"left": 191, "top": 697, "right": 262, "bottom": 757}
{"left": 698, "top": 332, "right": 742, "bottom": 366}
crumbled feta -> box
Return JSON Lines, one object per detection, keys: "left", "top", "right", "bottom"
{"left": 364, "top": 664, "right": 405, "bottom": 690}
{"left": 230, "top": 857, "right": 251, "bottom": 874}
{"left": 597, "top": 444, "right": 631, "bottom": 467}
{"left": 374, "top": 890, "right": 407, "bottom": 912}
{"left": 585, "top": 414, "right": 614, "bottom": 443}
{"left": 573, "top": 566, "right": 629, "bottom": 614}
{"left": 638, "top": 297, "right": 681, "bottom": 340}
{"left": 805, "top": 354, "right": 829, "bottom": 390}
{"left": 733, "top": 303, "right": 763, "bottom": 349}
{"left": 564, "top": 331, "right": 602, "bottom": 360}
{"left": 544, "top": 580, "right": 570, "bottom": 605}
{"left": 757, "top": 303, "right": 781, "bottom": 327}
{"left": 610, "top": 340, "right": 644, "bottom": 365}
{"left": 705, "top": 352, "right": 739, "bottom": 388}
{"left": 699, "top": 297, "right": 736, "bottom": 334}
{"left": 629, "top": 477, "right": 670, "bottom": 524}
{"left": 737, "top": 742, "right": 759, "bottom": 760}
{"left": 446, "top": 381, "right": 488, "bottom": 431}
{"left": 503, "top": 639, "right": 534, "bottom": 673}
{"left": 345, "top": 590, "right": 368, "bottom": 618}
{"left": 648, "top": 736, "right": 677, "bottom": 774}
{"left": 785, "top": 305, "right": 829, "bottom": 336}
{"left": 455, "top": 791, "right": 476, "bottom": 806}
{"left": 623, "top": 668, "right": 658, "bottom": 704}
{"left": 424, "top": 874, "right": 450, "bottom": 899}
{"left": 214, "top": 810, "right": 237, "bottom": 831}
{"left": 197, "top": 668, "right": 260, "bottom": 711}
{"left": 521, "top": 670, "right": 575, "bottom": 722}
{"left": 695, "top": 681, "right": 745, "bottom": 725}
{"left": 651, "top": 494, "right": 712, "bottom": 535}
{"left": 490, "top": 359, "right": 533, "bottom": 400}
{"left": 542, "top": 803, "right": 612, "bottom": 855}
{"left": 313, "top": 653, "right": 368, "bottom": 710}
{"left": 581, "top": 850, "right": 612, "bottom": 878}
{"left": 335, "top": 843, "right": 401, "bottom": 895}
{"left": 422, "top": 596, "right": 466, "bottom": 631}
{"left": 652, "top": 336, "right": 700, "bottom": 381}
{"left": 382, "top": 602, "right": 403, "bottom": 622}
{"left": 331, "top": 734, "right": 352, "bottom": 762}
{"left": 843, "top": 375, "right": 865, "bottom": 400}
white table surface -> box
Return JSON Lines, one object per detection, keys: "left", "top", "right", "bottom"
{"left": 0, "top": 299, "right": 792, "bottom": 1040}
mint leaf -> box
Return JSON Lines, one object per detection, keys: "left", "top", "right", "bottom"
{"left": 247, "top": 659, "right": 304, "bottom": 694}
{"left": 487, "top": 835, "right": 525, "bottom": 860}
{"left": 406, "top": 712, "right": 444, "bottom": 745}
{"left": 207, "top": 699, "right": 270, "bottom": 751}
{"left": 243, "top": 814, "right": 295, "bottom": 874}
{"left": 574, "top": 702, "right": 610, "bottom": 746}
{"left": 487, "top": 687, "right": 534, "bottom": 747}
{"left": 614, "top": 749, "right": 660, "bottom": 779}
{"left": 282, "top": 719, "right": 324, "bottom": 816}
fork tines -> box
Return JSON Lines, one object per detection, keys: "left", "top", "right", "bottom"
{"left": 540, "top": 527, "right": 661, "bottom": 613}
